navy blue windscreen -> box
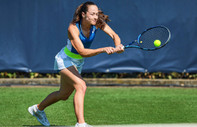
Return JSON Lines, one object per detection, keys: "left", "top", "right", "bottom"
{"left": 0, "top": 0, "right": 197, "bottom": 73}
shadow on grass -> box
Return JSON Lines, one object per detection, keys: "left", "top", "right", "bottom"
{"left": 23, "top": 125, "right": 73, "bottom": 127}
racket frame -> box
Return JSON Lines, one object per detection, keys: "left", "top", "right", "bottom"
{"left": 123, "top": 25, "right": 171, "bottom": 51}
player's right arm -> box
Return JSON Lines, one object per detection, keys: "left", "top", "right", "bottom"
{"left": 68, "top": 24, "right": 115, "bottom": 57}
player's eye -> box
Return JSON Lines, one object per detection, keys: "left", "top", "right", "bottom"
{"left": 90, "top": 13, "right": 98, "bottom": 16}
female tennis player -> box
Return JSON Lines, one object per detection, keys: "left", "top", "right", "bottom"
{"left": 28, "top": 1, "right": 124, "bottom": 127}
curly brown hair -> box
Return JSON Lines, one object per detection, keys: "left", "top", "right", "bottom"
{"left": 71, "top": 1, "right": 110, "bottom": 30}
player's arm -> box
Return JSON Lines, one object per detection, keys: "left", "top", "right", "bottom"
{"left": 102, "top": 23, "right": 124, "bottom": 53}
{"left": 68, "top": 24, "right": 115, "bottom": 57}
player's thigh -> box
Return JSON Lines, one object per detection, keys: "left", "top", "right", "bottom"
{"left": 59, "top": 66, "right": 85, "bottom": 95}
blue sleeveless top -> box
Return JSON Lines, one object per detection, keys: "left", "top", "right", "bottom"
{"left": 65, "top": 21, "right": 97, "bottom": 55}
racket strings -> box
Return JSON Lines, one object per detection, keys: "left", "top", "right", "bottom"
{"left": 138, "top": 27, "right": 170, "bottom": 49}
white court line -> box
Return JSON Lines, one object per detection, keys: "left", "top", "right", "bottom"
{"left": 93, "top": 123, "right": 197, "bottom": 127}
{"left": 30, "top": 124, "right": 197, "bottom": 127}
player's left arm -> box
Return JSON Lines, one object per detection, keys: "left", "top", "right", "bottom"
{"left": 102, "top": 23, "right": 124, "bottom": 53}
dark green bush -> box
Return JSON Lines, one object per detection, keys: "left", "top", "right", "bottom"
{"left": 0, "top": 72, "right": 197, "bottom": 79}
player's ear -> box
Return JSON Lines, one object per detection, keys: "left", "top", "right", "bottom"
{"left": 82, "top": 12, "right": 85, "bottom": 18}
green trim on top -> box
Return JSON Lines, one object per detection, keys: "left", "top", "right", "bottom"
{"left": 64, "top": 47, "right": 83, "bottom": 59}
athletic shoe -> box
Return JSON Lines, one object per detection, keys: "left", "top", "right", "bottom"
{"left": 75, "top": 123, "right": 93, "bottom": 127}
{"left": 28, "top": 104, "right": 50, "bottom": 126}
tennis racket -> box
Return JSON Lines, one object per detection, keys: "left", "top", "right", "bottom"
{"left": 123, "top": 25, "right": 171, "bottom": 51}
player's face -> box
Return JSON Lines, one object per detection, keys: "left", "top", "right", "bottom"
{"left": 83, "top": 5, "right": 98, "bottom": 25}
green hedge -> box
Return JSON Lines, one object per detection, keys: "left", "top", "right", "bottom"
{"left": 1, "top": 72, "right": 197, "bottom": 79}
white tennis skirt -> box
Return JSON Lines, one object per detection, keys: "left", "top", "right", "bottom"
{"left": 54, "top": 47, "right": 84, "bottom": 74}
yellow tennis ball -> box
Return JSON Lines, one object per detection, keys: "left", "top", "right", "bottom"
{"left": 154, "top": 40, "right": 161, "bottom": 47}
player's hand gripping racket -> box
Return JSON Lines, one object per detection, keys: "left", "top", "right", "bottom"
{"left": 123, "top": 25, "right": 171, "bottom": 51}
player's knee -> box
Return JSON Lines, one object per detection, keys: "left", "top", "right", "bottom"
{"left": 60, "top": 95, "right": 69, "bottom": 101}
{"left": 57, "top": 92, "right": 71, "bottom": 101}
{"left": 75, "top": 80, "right": 87, "bottom": 94}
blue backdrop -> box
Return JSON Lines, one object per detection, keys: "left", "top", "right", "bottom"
{"left": 0, "top": 0, "right": 197, "bottom": 73}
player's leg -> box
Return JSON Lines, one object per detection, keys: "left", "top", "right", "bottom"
{"left": 38, "top": 67, "right": 76, "bottom": 110}
{"left": 28, "top": 66, "right": 77, "bottom": 126}
{"left": 60, "top": 66, "right": 87, "bottom": 124}
{"left": 60, "top": 66, "right": 92, "bottom": 127}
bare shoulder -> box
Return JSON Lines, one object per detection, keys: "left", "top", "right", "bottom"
{"left": 68, "top": 23, "right": 79, "bottom": 39}
{"left": 68, "top": 23, "right": 78, "bottom": 33}
{"left": 102, "top": 23, "right": 111, "bottom": 31}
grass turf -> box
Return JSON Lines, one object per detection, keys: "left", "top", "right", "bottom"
{"left": 0, "top": 87, "right": 197, "bottom": 126}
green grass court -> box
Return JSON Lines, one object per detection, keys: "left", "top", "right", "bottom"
{"left": 0, "top": 87, "right": 197, "bottom": 126}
